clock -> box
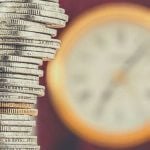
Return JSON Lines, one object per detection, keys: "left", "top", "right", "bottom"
{"left": 47, "top": 4, "right": 150, "bottom": 148}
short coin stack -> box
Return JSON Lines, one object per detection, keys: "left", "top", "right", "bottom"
{"left": 0, "top": 0, "right": 68, "bottom": 149}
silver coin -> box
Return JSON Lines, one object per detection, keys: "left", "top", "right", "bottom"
{"left": 0, "top": 44, "right": 57, "bottom": 54}
{"left": 0, "top": 62, "right": 38, "bottom": 69}
{"left": 36, "top": 15, "right": 67, "bottom": 28}
{"left": 0, "top": 66, "right": 43, "bottom": 77}
{"left": 0, "top": 145, "right": 40, "bottom": 150}
{"left": 0, "top": 55, "right": 43, "bottom": 65}
{"left": 0, "top": 13, "right": 66, "bottom": 28}
{"left": 0, "top": 82, "right": 45, "bottom": 89}
{"left": 0, "top": 148, "right": 39, "bottom": 150}
{"left": 0, "top": 29, "right": 51, "bottom": 40}
{"left": 0, "top": 135, "right": 37, "bottom": 139}
{"left": 0, "top": 92, "right": 37, "bottom": 98}
{"left": 0, "top": 50, "right": 56, "bottom": 60}
{"left": 0, "top": 0, "right": 60, "bottom": 7}
{"left": 0, "top": 82, "right": 44, "bottom": 91}
{"left": 0, "top": 98, "right": 37, "bottom": 104}
{"left": 0, "top": 94, "right": 37, "bottom": 104}
{"left": 2, "top": 8, "right": 69, "bottom": 21}
{"left": 0, "top": 126, "right": 33, "bottom": 132}
{"left": 0, "top": 120, "right": 36, "bottom": 126}
{"left": 0, "top": 94, "right": 37, "bottom": 100}
{"left": 0, "top": 78, "right": 39, "bottom": 85}
{"left": 0, "top": 136, "right": 37, "bottom": 144}
{"left": 0, "top": 114, "right": 35, "bottom": 121}
{"left": 0, "top": 85, "right": 45, "bottom": 96}
{"left": 0, "top": 18, "right": 45, "bottom": 27}
{"left": 0, "top": 24, "right": 57, "bottom": 36}
{"left": 0, "top": 37, "right": 61, "bottom": 49}
{"left": 1, "top": 2, "right": 65, "bottom": 13}
{"left": 0, "top": 73, "right": 39, "bottom": 81}
{"left": 0, "top": 147, "right": 40, "bottom": 150}
{"left": 41, "top": 0, "right": 59, "bottom": 3}
{"left": 0, "top": 132, "right": 32, "bottom": 137}
{"left": 0, "top": 137, "right": 37, "bottom": 145}
{"left": 0, "top": 19, "right": 57, "bottom": 36}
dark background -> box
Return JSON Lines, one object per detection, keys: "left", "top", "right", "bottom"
{"left": 37, "top": 0, "right": 150, "bottom": 150}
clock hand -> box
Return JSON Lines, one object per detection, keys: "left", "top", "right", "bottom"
{"left": 95, "top": 81, "right": 116, "bottom": 116}
{"left": 123, "top": 44, "right": 146, "bottom": 71}
{"left": 96, "top": 44, "right": 147, "bottom": 117}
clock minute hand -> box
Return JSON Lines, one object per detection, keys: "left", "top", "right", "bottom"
{"left": 123, "top": 45, "right": 146, "bottom": 71}
{"left": 96, "top": 81, "right": 116, "bottom": 116}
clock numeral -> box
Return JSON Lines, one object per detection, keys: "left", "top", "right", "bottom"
{"left": 77, "top": 89, "right": 92, "bottom": 102}
{"left": 145, "top": 90, "right": 150, "bottom": 100}
{"left": 116, "top": 28, "right": 126, "bottom": 44}
{"left": 114, "top": 109, "right": 124, "bottom": 124}
{"left": 71, "top": 74, "right": 86, "bottom": 84}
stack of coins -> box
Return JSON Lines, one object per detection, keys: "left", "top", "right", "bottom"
{"left": 0, "top": 0, "right": 68, "bottom": 149}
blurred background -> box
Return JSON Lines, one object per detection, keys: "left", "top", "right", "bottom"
{"left": 37, "top": 0, "right": 150, "bottom": 150}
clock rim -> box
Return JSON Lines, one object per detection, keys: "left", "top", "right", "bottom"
{"left": 47, "top": 3, "right": 150, "bottom": 148}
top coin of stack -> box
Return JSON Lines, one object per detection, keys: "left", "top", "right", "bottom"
{"left": 0, "top": 0, "right": 68, "bottom": 149}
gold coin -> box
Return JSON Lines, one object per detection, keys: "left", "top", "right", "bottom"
{"left": 0, "top": 108, "right": 38, "bottom": 116}
{"left": 0, "top": 102, "right": 34, "bottom": 109}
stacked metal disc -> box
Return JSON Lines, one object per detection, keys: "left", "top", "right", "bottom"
{"left": 0, "top": 0, "right": 68, "bottom": 149}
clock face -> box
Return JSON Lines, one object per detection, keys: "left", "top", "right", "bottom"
{"left": 47, "top": 4, "right": 150, "bottom": 147}
{"left": 64, "top": 22, "right": 150, "bottom": 133}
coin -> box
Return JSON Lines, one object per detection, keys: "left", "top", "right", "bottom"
{"left": 0, "top": 102, "right": 34, "bottom": 109}
{"left": 0, "top": 78, "right": 38, "bottom": 85}
{"left": 0, "top": 126, "right": 33, "bottom": 132}
{"left": 0, "top": 66, "right": 43, "bottom": 77}
{"left": 0, "top": 136, "right": 37, "bottom": 145}
{"left": 0, "top": 19, "right": 57, "bottom": 36}
{"left": 0, "top": 13, "right": 67, "bottom": 28}
{"left": 0, "top": 44, "right": 57, "bottom": 54}
{"left": 0, "top": 82, "right": 45, "bottom": 89}
{"left": 0, "top": 0, "right": 59, "bottom": 7}
{"left": 0, "top": 114, "right": 35, "bottom": 120}
{"left": 0, "top": 25, "right": 57, "bottom": 36}
{"left": 0, "top": 98, "right": 37, "bottom": 104}
{"left": 0, "top": 120, "right": 36, "bottom": 126}
{"left": 0, "top": 55, "right": 43, "bottom": 65}
{"left": 1, "top": 2, "right": 65, "bottom": 13}
{"left": 3, "top": 8, "right": 69, "bottom": 21}
{"left": 0, "top": 50, "right": 56, "bottom": 60}
{"left": 0, "top": 92, "right": 37, "bottom": 99}
{"left": 0, "top": 29, "right": 51, "bottom": 40}
{"left": 0, "top": 132, "right": 32, "bottom": 136}
{"left": 0, "top": 62, "right": 38, "bottom": 69}
{"left": 0, "top": 85, "right": 45, "bottom": 96}
{"left": 0, "top": 145, "right": 40, "bottom": 150}
{"left": 0, "top": 73, "right": 39, "bottom": 81}
{"left": 0, "top": 37, "right": 61, "bottom": 49}
{"left": 0, "top": 108, "right": 38, "bottom": 116}
{"left": 0, "top": 94, "right": 37, "bottom": 103}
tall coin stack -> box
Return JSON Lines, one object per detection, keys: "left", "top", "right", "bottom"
{"left": 0, "top": 0, "right": 68, "bottom": 149}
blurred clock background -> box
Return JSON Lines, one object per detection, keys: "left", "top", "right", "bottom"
{"left": 38, "top": 0, "right": 150, "bottom": 150}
